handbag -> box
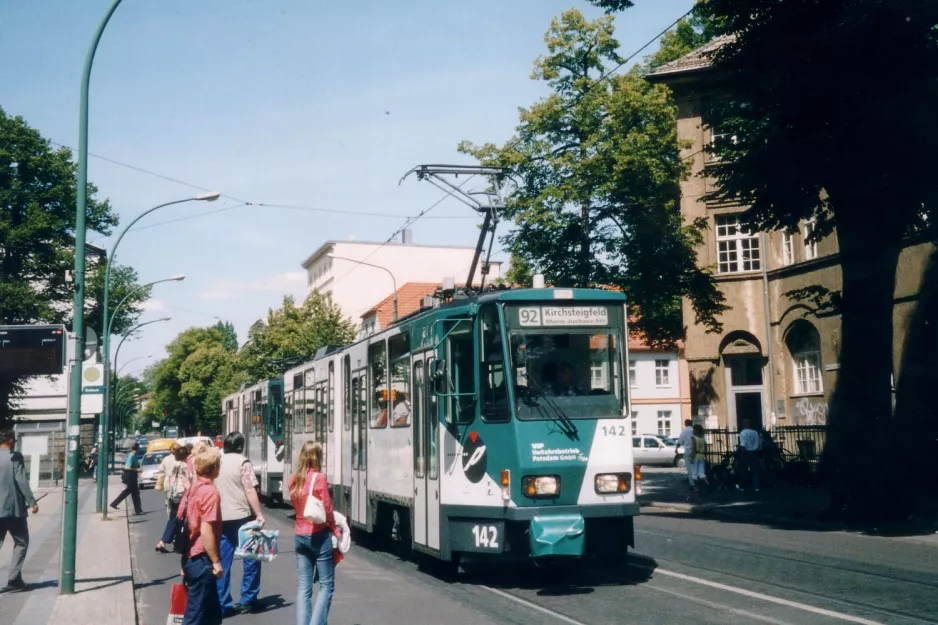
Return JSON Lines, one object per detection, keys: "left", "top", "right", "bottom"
{"left": 166, "top": 582, "right": 187, "bottom": 625}
{"left": 302, "top": 472, "right": 327, "bottom": 524}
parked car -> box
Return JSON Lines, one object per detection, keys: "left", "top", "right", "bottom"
{"left": 139, "top": 450, "right": 170, "bottom": 489}
{"left": 176, "top": 436, "right": 214, "bottom": 450}
{"left": 632, "top": 434, "right": 685, "bottom": 467}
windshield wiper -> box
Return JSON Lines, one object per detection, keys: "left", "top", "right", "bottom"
{"left": 522, "top": 377, "right": 579, "bottom": 441}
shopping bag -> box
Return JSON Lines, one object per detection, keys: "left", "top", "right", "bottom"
{"left": 166, "top": 583, "right": 187, "bottom": 625}
{"left": 234, "top": 520, "right": 279, "bottom": 562}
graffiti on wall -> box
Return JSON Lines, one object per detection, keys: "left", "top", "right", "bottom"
{"left": 794, "top": 397, "right": 828, "bottom": 425}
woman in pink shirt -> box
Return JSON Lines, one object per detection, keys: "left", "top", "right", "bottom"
{"left": 288, "top": 442, "right": 338, "bottom": 625}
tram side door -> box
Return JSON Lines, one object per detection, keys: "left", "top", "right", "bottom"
{"left": 356, "top": 371, "right": 368, "bottom": 525}
{"left": 350, "top": 375, "right": 363, "bottom": 526}
{"left": 413, "top": 352, "right": 440, "bottom": 551}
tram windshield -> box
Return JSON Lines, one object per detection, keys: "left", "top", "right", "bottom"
{"left": 484, "top": 303, "right": 625, "bottom": 421}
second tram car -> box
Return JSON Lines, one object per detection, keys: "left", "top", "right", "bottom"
{"left": 225, "top": 285, "right": 638, "bottom": 567}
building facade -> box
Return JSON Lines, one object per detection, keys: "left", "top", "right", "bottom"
{"left": 627, "top": 334, "right": 692, "bottom": 438}
{"left": 648, "top": 39, "right": 934, "bottom": 431}
{"left": 301, "top": 231, "right": 501, "bottom": 326}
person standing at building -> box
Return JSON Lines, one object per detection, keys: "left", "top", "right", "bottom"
{"left": 691, "top": 424, "right": 709, "bottom": 489}
{"left": 215, "top": 432, "right": 265, "bottom": 616}
{"left": 180, "top": 450, "right": 224, "bottom": 625}
{"left": 0, "top": 429, "right": 38, "bottom": 592}
{"left": 110, "top": 442, "right": 143, "bottom": 515}
{"left": 736, "top": 418, "right": 762, "bottom": 492}
{"left": 289, "top": 441, "right": 338, "bottom": 625}
{"left": 676, "top": 419, "right": 695, "bottom": 488}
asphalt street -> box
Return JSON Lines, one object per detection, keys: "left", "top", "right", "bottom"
{"left": 127, "top": 488, "right": 938, "bottom": 625}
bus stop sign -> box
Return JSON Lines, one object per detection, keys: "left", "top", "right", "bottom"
{"left": 0, "top": 325, "right": 67, "bottom": 376}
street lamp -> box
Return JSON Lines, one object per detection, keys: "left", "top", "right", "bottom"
{"left": 96, "top": 274, "right": 184, "bottom": 511}
{"left": 64, "top": 0, "right": 127, "bottom": 594}
{"left": 330, "top": 256, "right": 399, "bottom": 322}
{"left": 117, "top": 354, "right": 152, "bottom": 376}
{"left": 99, "top": 316, "right": 170, "bottom": 519}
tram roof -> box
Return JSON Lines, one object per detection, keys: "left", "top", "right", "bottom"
{"left": 471, "top": 287, "right": 626, "bottom": 305}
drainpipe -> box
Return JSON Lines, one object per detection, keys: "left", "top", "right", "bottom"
{"left": 761, "top": 231, "right": 778, "bottom": 431}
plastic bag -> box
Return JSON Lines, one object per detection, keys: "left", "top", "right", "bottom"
{"left": 234, "top": 520, "right": 279, "bottom": 562}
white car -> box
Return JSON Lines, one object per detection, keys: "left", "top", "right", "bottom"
{"left": 139, "top": 451, "right": 171, "bottom": 489}
{"left": 176, "top": 436, "right": 214, "bottom": 450}
{"left": 632, "top": 434, "right": 686, "bottom": 467}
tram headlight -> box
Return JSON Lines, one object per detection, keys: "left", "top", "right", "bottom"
{"left": 522, "top": 475, "right": 561, "bottom": 498}
{"left": 594, "top": 473, "right": 631, "bottom": 494}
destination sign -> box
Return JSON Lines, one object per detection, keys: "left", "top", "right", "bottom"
{"left": 518, "top": 306, "right": 609, "bottom": 327}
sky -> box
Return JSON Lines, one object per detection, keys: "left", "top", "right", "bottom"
{"left": 1, "top": 0, "right": 695, "bottom": 375}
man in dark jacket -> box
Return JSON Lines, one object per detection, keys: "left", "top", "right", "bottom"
{"left": 0, "top": 428, "right": 39, "bottom": 592}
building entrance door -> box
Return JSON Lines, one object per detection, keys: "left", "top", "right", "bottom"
{"left": 724, "top": 354, "right": 765, "bottom": 431}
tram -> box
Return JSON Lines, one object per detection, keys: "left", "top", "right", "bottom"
{"left": 223, "top": 377, "right": 286, "bottom": 502}
{"left": 224, "top": 283, "right": 639, "bottom": 567}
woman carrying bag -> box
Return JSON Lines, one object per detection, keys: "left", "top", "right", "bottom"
{"left": 288, "top": 442, "right": 339, "bottom": 625}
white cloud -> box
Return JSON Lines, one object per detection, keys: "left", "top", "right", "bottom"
{"left": 197, "top": 271, "right": 307, "bottom": 300}
{"left": 140, "top": 298, "right": 168, "bottom": 312}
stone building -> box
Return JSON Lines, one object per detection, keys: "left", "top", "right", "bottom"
{"left": 647, "top": 38, "right": 934, "bottom": 431}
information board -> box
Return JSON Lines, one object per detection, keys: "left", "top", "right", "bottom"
{"left": 517, "top": 306, "right": 609, "bottom": 327}
{"left": 0, "top": 325, "right": 67, "bottom": 376}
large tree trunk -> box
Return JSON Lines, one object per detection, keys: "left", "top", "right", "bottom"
{"left": 826, "top": 209, "right": 904, "bottom": 521}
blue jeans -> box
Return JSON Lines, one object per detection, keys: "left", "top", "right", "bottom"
{"left": 295, "top": 531, "right": 335, "bottom": 625}
{"left": 217, "top": 517, "right": 261, "bottom": 612}
{"left": 183, "top": 555, "right": 222, "bottom": 625}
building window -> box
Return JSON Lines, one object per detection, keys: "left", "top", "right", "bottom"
{"left": 657, "top": 410, "right": 672, "bottom": 436}
{"left": 655, "top": 359, "right": 671, "bottom": 387}
{"left": 716, "top": 214, "right": 761, "bottom": 274}
{"left": 786, "top": 322, "right": 823, "bottom": 395}
{"left": 782, "top": 231, "right": 794, "bottom": 266}
{"left": 628, "top": 360, "right": 636, "bottom": 387}
{"left": 804, "top": 219, "right": 817, "bottom": 260}
{"left": 631, "top": 411, "right": 638, "bottom": 436}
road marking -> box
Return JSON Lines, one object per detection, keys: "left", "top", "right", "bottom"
{"left": 651, "top": 567, "right": 884, "bottom": 625}
{"left": 479, "top": 585, "right": 588, "bottom": 625}
{"left": 643, "top": 582, "right": 796, "bottom": 624}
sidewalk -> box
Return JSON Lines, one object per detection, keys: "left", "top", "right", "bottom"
{"left": 0, "top": 476, "right": 136, "bottom": 625}
{"left": 637, "top": 467, "right": 938, "bottom": 542}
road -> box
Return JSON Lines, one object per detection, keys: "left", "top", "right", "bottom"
{"left": 127, "top": 488, "right": 938, "bottom": 625}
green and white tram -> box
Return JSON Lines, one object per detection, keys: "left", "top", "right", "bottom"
{"left": 223, "top": 377, "right": 286, "bottom": 502}
{"left": 226, "top": 285, "right": 638, "bottom": 566}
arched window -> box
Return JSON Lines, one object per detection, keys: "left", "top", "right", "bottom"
{"left": 786, "top": 322, "right": 822, "bottom": 395}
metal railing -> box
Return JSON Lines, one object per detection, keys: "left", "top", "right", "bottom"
{"left": 700, "top": 425, "right": 827, "bottom": 474}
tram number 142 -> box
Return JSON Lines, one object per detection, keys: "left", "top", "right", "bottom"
{"left": 472, "top": 525, "right": 499, "bottom": 549}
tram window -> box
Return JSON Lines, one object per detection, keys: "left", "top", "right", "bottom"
{"left": 328, "top": 362, "right": 335, "bottom": 432}
{"left": 445, "top": 320, "right": 476, "bottom": 425}
{"left": 269, "top": 383, "right": 284, "bottom": 438}
{"left": 343, "top": 356, "right": 351, "bottom": 431}
{"left": 413, "top": 361, "right": 425, "bottom": 478}
{"left": 480, "top": 306, "right": 510, "bottom": 423}
{"left": 293, "top": 386, "right": 304, "bottom": 434}
{"left": 304, "top": 370, "right": 316, "bottom": 432}
{"left": 351, "top": 376, "right": 360, "bottom": 469}
{"left": 389, "top": 333, "right": 411, "bottom": 428}
{"left": 427, "top": 369, "right": 439, "bottom": 479}
{"left": 318, "top": 382, "right": 328, "bottom": 442}
{"left": 368, "top": 341, "right": 388, "bottom": 428}
{"left": 284, "top": 391, "right": 293, "bottom": 439}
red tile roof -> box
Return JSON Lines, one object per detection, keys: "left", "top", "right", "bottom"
{"left": 361, "top": 283, "right": 444, "bottom": 329}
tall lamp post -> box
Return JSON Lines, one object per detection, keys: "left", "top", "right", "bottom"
{"left": 100, "top": 316, "right": 170, "bottom": 518}
{"left": 330, "top": 256, "right": 399, "bottom": 322}
{"left": 63, "top": 0, "right": 126, "bottom": 595}
{"left": 96, "top": 274, "right": 184, "bottom": 512}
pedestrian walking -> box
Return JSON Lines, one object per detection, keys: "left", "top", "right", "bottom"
{"left": 0, "top": 428, "right": 38, "bottom": 592}
{"left": 179, "top": 449, "right": 224, "bottom": 625}
{"left": 215, "top": 432, "right": 266, "bottom": 616}
{"left": 691, "top": 424, "right": 709, "bottom": 488}
{"left": 736, "top": 419, "right": 762, "bottom": 492}
{"left": 289, "top": 442, "right": 339, "bottom": 625}
{"left": 156, "top": 444, "right": 192, "bottom": 553}
{"left": 111, "top": 442, "right": 143, "bottom": 515}
{"left": 676, "top": 419, "right": 695, "bottom": 488}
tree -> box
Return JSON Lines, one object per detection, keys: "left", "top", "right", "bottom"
{"left": 458, "top": 9, "right": 725, "bottom": 345}
{"left": 241, "top": 291, "right": 357, "bottom": 381}
{"left": 213, "top": 320, "right": 239, "bottom": 352}
{"left": 0, "top": 108, "right": 146, "bottom": 424}
{"left": 86, "top": 262, "right": 151, "bottom": 337}
{"left": 148, "top": 326, "right": 247, "bottom": 435}
{"left": 499, "top": 255, "right": 535, "bottom": 287}
{"left": 663, "top": 0, "right": 937, "bottom": 519}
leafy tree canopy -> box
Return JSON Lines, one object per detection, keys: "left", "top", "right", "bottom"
{"left": 459, "top": 9, "right": 725, "bottom": 345}
{"left": 241, "top": 291, "right": 357, "bottom": 380}
{"left": 0, "top": 108, "right": 147, "bottom": 424}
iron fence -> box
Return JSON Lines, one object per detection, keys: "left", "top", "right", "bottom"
{"left": 699, "top": 425, "right": 827, "bottom": 474}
